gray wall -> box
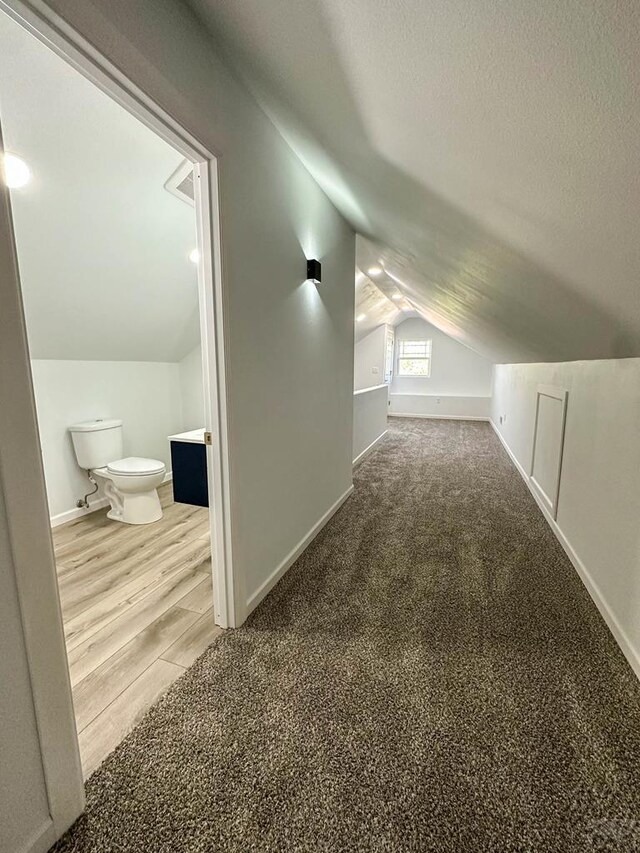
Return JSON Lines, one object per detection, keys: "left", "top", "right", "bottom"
{"left": 0, "top": 486, "right": 52, "bottom": 853}
{"left": 16, "top": 0, "right": 355, "bottom": 612}
{"left": 1, "top": 2, "right": 354, "bottom": 847}
{"left": 353, "top": 385, "right": 388, "bottom": 465}
{"left": 354, "top": 325, "right": 387, "bottom": 391}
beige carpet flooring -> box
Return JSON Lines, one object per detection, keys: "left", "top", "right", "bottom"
{"left": 52, "top": 419, "right": 640, "bottom": 852}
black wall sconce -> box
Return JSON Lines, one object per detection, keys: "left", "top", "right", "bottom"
{"left": 307, "top": 259, "right": 322, "bottom": 284}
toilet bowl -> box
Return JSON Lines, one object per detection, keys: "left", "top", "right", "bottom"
{"left": 68, "top": 419, "right": 165, "bottom": 526}
{"left": 93, "top": 457, "right": 166, "bottom": 525}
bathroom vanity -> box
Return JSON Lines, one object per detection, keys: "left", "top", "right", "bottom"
{"left": 168, "top": 428, "right": 208, "bottom": 507}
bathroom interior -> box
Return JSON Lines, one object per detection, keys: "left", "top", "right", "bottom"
{"left": 0, "top": 12, "right": 219, "bottom": 777}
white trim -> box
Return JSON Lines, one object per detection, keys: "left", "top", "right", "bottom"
{"left": 353, "top": 383, "right": 388, "bottom": 396}
{"left": 0, "top": 120, "right": 85, "bottom": 842}
{"left": 51, "top": 498, "right": 110, "bottom": 529}
{"left": 0, "top": 2, "right": 236, "bottom": 626}
{"left": 396, "top": 337, "right": 432, "bottom": 378}
{"left": 193, "top": 159, "right": 237, "bottom": 629}
{"left": 529, "top": 385, "right": 568, "bottom": 520}
{"left": 353, "top": 430, "right": 388, "bottom": 468}
{"left": 490, "top": 420, "right": 640, "bottom": 682}
{"left": 389, "top": 413, "right": 489, "bottom": 422}
{"left": 0, "top": 0, "right": 216, "bottom": 162}
{"left": 246, "top": 485, "right": 354, "bottom": 615}
{"left": 50, "top": 472, "right": 173, "bottom": 528}
{"left": 389, "top": 393, "right": 490, "bottom": 398}
{"left": 0, "top": 0, "right": 236, "bottom": 843}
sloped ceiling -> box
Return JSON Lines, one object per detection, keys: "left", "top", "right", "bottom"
{"left": 354, "top": 272, "right": 401, "bottom": 341}
{"left": 0, "top": 12, "right": 199, "bottom": 362}
{"left": 188, "top": 0, "right": 640, "bottom": 363}
{"left": 354, "top": 262, "right": 422, "bottom": 342}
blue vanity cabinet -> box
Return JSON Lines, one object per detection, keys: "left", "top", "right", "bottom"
{"left": 168, "top": 429, "right": 208, "bottom": 507}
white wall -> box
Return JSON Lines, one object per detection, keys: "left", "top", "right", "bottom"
{"left": 353, "top": 385, "right": 388, "bottom": 465}
{"left": 492, "top": 359, "right": 640, "bottom": 678}
{"left": 390, "top": 317, "right": 493, "bottom": 419}
{"left": 354, "top": 325, "right": 387, "bottom": 391}
{"left": 390, "top": 394, "right": 491, "bottom": 419}
{"left": 179, "top": 345, "right": 205, "bottom": 430}
{"left": 31, "top": 360, "right": 184, "bottom": 523}
{"left": 0, "top": 13, "right": 200, "bottom": 363}
{"left": 3, "top": 5, "right": 355, "bottom": 843}
{"left": 32, "top": 348, "right": 206, "bottom": 523}
{"left": 25, "top": 0, "right": 355, "bottom": 617}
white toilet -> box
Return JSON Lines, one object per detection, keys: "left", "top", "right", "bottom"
{"left": 69, "top": 419, "right": 165, "bottom": 525}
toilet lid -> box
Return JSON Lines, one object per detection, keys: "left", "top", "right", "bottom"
{"left": 107, "top": 456, "right": 165, "bottom": 476}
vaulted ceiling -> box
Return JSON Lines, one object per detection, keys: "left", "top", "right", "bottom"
{"left": 189, "top": 0, "right": 640, "bottom": 363}
{"left": 0, "top": 12, "right": 199, "bottom": 362}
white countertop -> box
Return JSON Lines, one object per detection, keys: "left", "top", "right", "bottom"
{"left": 168, "top": 428, "right": 206, "bottom": 444}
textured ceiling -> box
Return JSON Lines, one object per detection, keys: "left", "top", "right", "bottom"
{"left": 354, "top": 261, "right": 422, "bottom": 342}
{"left": 354, "top": 273, "right": 401, "bottom": 341}
{"left": 0, "top": 12, "right": 199, "bottom": 362}
{"left": 189, "top": 0, "right": 640, "bottom": 362}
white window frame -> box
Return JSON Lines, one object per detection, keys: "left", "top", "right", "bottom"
{"left": 384, "top": 327, "right": 395, "bottom": 384}
{"left": 397, "top": 339, "right": 432, "bottom": 377}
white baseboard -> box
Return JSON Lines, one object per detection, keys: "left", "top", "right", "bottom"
{"left": 490, "top": 420, "right": 640, "bottom": 681}
{"left": 50, "top": 497, "right": 110, "bottom": 528}
{"left": 389, "top": 413, "right": 489, "bottom": 422}
{"left": 246, "top": 484, "right": 355, "bottom": 615}
{"left": 353, "top": 429, "right": 388, "bottom": 468}
{"left": 50, "top": 471, "right": 173, "bottom": 528}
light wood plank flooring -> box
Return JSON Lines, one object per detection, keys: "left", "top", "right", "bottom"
{"left": 53, "top": 482, "right": 222, "bottom": 778}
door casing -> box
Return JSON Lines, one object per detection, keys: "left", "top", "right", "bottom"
{"left": 0, "top": 0, "right": 238, "bottom": 845}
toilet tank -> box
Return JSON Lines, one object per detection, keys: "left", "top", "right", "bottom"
{"left": 69, "top": 419, "right": 124, "bottom": 469}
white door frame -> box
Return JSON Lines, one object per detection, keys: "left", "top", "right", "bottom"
{"left": 0, "top": 0, "right": 237, "bottom": 843}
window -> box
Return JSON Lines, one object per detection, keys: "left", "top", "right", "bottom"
{"left": 384, "top": 327, "right": 395, "bottom": 383}
{"left": 397, "top": 339, "right": 432, "bottom": 376}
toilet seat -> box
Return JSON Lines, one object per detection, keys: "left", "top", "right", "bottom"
{"left": 92, "top": 458, "right": 166, "bottom": 525}
{"left": 107, "top": 456, "right": 165, "bottom": 477}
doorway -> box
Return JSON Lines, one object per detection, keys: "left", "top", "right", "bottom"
{"left": 0, "top": 0, "right": 233, "bottom": 794}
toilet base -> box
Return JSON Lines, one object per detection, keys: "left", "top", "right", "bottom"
{"left": 100, "top": 477, "right": 163, "bottom": 525}
{"left": 107, "top": 489, "right": 162, "bottom": 525}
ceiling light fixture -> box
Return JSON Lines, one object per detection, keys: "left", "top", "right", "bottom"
{"left": 189, "top": 248, "right": 200, "bottom": 264}
{"left": 392, "top": 293, "right": 402, "bottom": 301}
{"left": 3, "top": 153, "right": 31, "bottom": 189}
{"left": 367, "top": 266, "right": 382, "bottom": 276}
{"left": 356, "top": 314, "right": 367, "bottom": 322}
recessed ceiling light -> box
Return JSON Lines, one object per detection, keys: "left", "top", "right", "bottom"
{"left": 3, "top": 153, "right": 31, "bottom": 189}
{"left": 356, "top": 314, "right": 367, "bottom": 322}
{"left": 189, "top": 248, "right": 200, "bottom": 264}
{"left": 367, "top": 266, "right": 382, "bottom": 276}
{"left": 391, "top": 293, "right": 402, "bottom": 301}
